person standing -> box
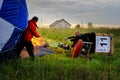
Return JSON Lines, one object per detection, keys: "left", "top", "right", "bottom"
{"left": 15, "top": 16, "right": 40, "bottom": 60}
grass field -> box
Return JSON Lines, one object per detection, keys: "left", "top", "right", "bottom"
{"left": 0, "top": 28, "right": 120, "bottom": 80}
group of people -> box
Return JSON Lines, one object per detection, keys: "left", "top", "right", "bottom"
{"left": 15, "top": 16, "right": 40, "bottom": 60}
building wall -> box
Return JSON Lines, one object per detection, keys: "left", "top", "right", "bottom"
{"left": 54, "top": 21, "right": 71, "bottom": 28}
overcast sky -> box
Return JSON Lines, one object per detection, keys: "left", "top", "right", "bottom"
{"left": 27, "top": 0, "right": 120, "bottom": 25}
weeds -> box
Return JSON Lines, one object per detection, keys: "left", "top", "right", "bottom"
{"left": 0, "top": 28, "right": 120, "bottom": 80}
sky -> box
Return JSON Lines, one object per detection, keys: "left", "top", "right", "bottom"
{"left": 26, "top": 0, "right": 120, "bottom": 26}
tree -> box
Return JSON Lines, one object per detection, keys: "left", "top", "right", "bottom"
{"left": 88, "top": 22, "right": 93, "bottom": 28}
{"left": 75, "top": 24, "right": 80, "bottom": 29}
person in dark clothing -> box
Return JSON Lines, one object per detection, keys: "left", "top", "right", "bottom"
{"left": 67, "top": 31, "right": 83, "bottom": 47}
{"left": 67, "top": 31, "right": 95, "bottom": 53}
{"left": 67, "top": 31, "right": 93, "bottom": 59}
{"left": 15, "top": 16, "right": 40, "bottom": 60}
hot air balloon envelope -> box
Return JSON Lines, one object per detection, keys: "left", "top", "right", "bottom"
{"left": 0, "top": 0, "right": 28, "bottom": 60}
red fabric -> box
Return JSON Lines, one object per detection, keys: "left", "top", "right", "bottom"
{"left": 23, "top": 19, "right": 40, "bottom": 41}
{"left": 72, "top": 39, "right": 83, "bottom": 58}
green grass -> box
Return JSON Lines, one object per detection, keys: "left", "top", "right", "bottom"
{"left": 0, "top": 28, "right": 120, "bottom": 80}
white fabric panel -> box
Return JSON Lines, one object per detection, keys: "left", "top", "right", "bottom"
{"left": 0, "top": 17, "right": 15, "bottom": 51}
{"left": 0, "top": 0, "right": 3, "bottom": 10}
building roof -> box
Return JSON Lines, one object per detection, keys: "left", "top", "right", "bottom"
{"left": 50, "top": 19, "right": 71, "bottom": 27}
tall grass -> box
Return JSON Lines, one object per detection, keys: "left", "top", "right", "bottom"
{"left": 0, "top": 28, "right": 120, "bottom": 80}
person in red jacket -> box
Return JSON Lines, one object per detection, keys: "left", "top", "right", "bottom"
{"left": 15, "top": 16, "right": 40, "bottom": 60}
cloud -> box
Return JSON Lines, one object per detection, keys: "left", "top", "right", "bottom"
{"left": 27, "top": 0, "right": 120, "bottom": 25}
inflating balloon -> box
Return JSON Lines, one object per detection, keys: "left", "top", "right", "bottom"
{"left": 0, "top": 0, "right": 28, "bottom": 61}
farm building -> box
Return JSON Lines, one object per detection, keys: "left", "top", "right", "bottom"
{"left": 49, "top": 19, "right": 71, "bottom": 28}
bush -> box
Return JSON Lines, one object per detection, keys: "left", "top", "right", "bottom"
{"left": 75, "top": 24, "right": 80, "bottom": 29}
{"left": 88, "top": 22, "right": 93, "bottom": 28}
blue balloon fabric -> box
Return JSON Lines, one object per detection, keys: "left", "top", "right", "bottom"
{"left": 0, "top": 0, "right": 28, "bottom": 53}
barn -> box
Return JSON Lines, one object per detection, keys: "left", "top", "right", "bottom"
{"left": 49, "top": 19, "right": 71, "bottom": 28}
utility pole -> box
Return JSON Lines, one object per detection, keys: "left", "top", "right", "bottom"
{"left": 40, "top": 18, "right": 42, "bottom": 28}
{"left": 56, "top": 14, "right": 58, "bottom": 20}
{"left": 81, "top": 21, "right": 83, "bottom": 27}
